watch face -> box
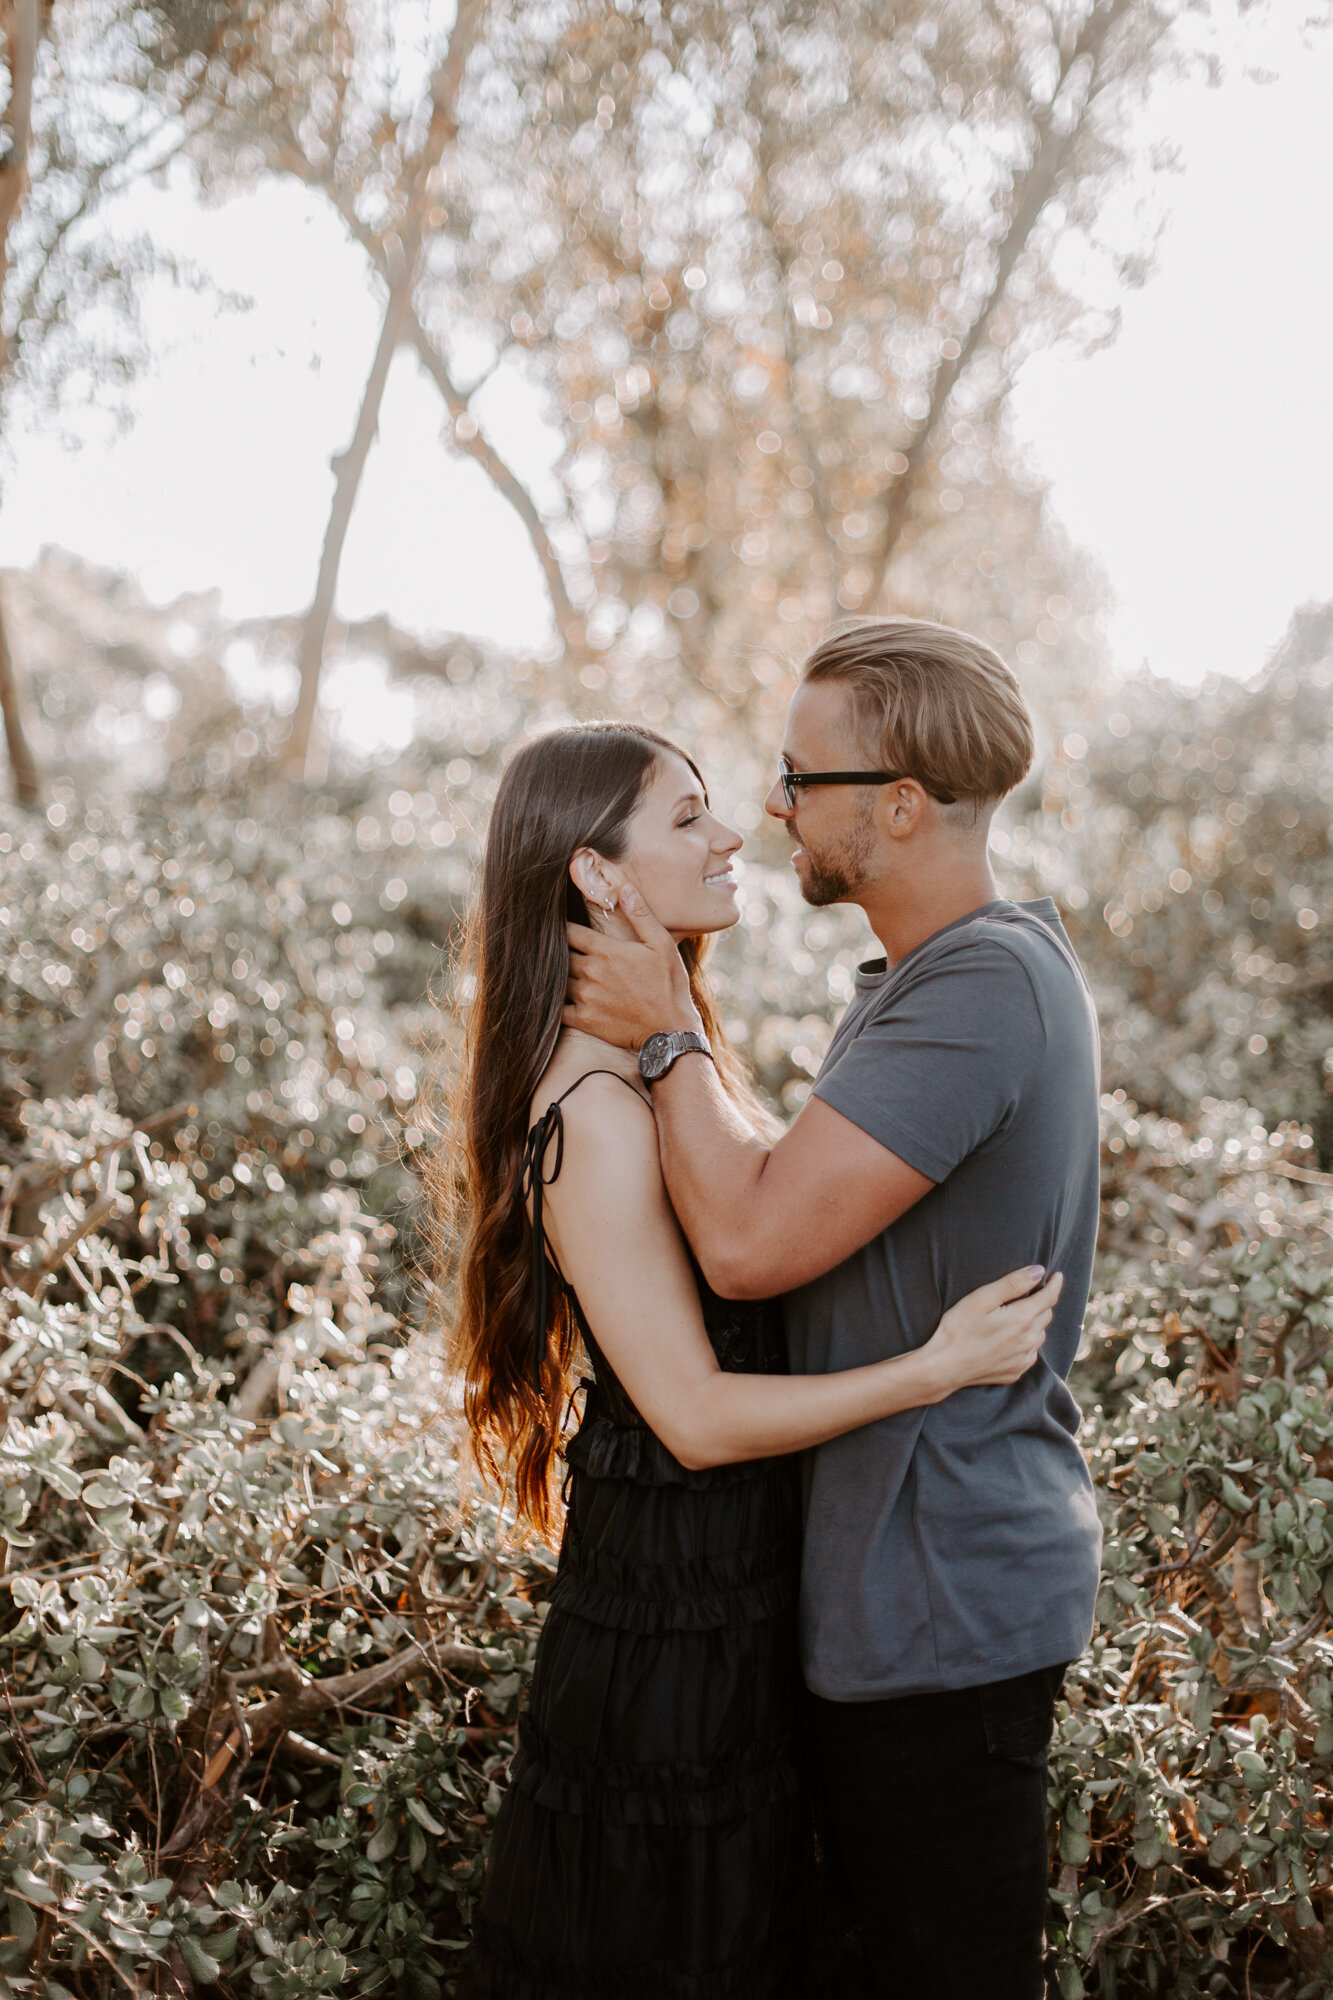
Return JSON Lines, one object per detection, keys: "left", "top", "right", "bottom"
{"left": 639, "top": 1032, "right": 672, "bottom": 1081}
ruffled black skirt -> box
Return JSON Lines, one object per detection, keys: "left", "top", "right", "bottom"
{"left": 456, "top": 1401, "right": 817, "bottom": 1999}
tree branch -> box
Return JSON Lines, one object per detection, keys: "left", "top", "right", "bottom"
{"left": 278, "top": 230, "right": 419, "bottom": 780}
{"left": 406, "top": 309, "right": 582, "bottom": 650}
{"left": 0, "top": 586, "right": 39, "bottom": 806}
{"left": 299, "top": 176, "right": 583, "bottom": 660}
{"left": 863, "top": 0, "right": 1135, "bottom": 605}
{"left": 278, "top": 0, "right": 490, "bottom": 780}
{"left": 161, "top": 1632, "right": 494, "bottom": 1858}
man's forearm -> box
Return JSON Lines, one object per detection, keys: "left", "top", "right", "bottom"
{"left": 652, "top": 1052, "right": 775, "bottom": 1296}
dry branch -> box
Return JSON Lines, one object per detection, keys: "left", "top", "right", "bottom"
{"left": 407, "top": 311, "right": 582, "bottom": 652}
{"left": 161, "top": 1633, "right": 495, "bottom": 1860}
{"left": 279, "top": 0, "right": 489, "bottom": 780}
{"left": 864, "top": 0, "right": 1136, "bottom": 603}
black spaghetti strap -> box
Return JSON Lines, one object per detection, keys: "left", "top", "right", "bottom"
{"left": 518, "top": 1070, "right": 647, "bottom": 1392}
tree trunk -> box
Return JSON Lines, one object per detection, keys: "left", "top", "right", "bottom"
{"left": 1, "top": 0, "right": 42, "bottom": 804}
{"left": 279, "top": 234, "right": 416, "bottom": 780}
{"left": 0, "top": 586, "right": 39, "bottom": 806}
{"left": 278, "top": 0, "right": 488, "bottom": 781}
{"left": 0, "top": 0, "right": 40, "bottom": 355}
{"left": 862, "top": 0, "right": 1134, "bottom": 607}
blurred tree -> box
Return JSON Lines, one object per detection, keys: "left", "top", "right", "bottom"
{"left": 0, "top": 554, "right": 36, "bottom": 806}
{"left": 0, "top": 0, "right": 41, "bottom": 806}
{"left": 420, "top": 0, "right": 1199, "bottom": 749}
{"left": 1016, "top": 600, "right": 1333, "bottom": 1154}
{"left": 0, "top": 0, "right": 38, "bottom": 360}
{"left": 0, "top": 0, "right": 265, "bottom": 806}
{"left": 178, "top": 0, "right": 1224, "bottom": 785}
{"left": 174, "top": 0, "right": 581, "bottom": 780}
{"left": 279, "top": 0, "right": 487, "bottom": 782}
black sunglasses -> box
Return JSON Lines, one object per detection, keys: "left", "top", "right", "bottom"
{"left": 778, "top": 754, "right": 956, "bottom": 812}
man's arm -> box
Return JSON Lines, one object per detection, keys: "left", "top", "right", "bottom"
{"left": 565, "top": 887, "right": 934, "bottom": 1298}
{"left": 650, "top": 1056, "right": 933, "bottom": 1297}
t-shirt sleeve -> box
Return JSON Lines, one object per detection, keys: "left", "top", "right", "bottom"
{"left": 811, "top": 936, "right": 1046, "bottom": 1183}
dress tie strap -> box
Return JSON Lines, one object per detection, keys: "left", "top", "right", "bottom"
{"left": 519, "top": 1101, "right": 565, "bottom": 1393}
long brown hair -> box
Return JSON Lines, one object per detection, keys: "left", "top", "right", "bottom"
{"left": 434, "top": 722, "right": 757, "bottom": 1540}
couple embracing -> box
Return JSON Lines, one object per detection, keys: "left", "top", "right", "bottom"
{"left": 448, "top": 618, "right": 1103, "bottom": 2000}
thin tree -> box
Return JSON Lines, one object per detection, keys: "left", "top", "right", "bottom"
{"left": 0, "top": 0, "right": 252, "bottom": 807}
{"left": 0, "top": 0, "right": 40, "bottom": 804}
{"left": 861, "top": 0, "right": 1139, "bottom": 606}
{"left": 177, "top": 1, "right": 594, "bottom": 711}
{"left": 0, "top": 0, "right": 39, "bottom": 345}
{"left": 278, "top": 0, "right": 488, "bottom": 781}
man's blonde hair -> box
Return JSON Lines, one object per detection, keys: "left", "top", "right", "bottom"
{"left": 801, "top": 617, "right": 1035, "bottom": 809}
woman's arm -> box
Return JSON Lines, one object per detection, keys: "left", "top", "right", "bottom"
{"left": 540, "top": 1076, "right": 1060, "bottom": 1472}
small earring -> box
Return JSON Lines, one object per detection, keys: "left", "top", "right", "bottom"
{"left": 603, "top": 898, "right": 615, "bottom": 917}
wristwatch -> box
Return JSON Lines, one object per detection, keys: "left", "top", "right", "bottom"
{"left": 638, "top": 1028, "right": 714, "bottom": 1084}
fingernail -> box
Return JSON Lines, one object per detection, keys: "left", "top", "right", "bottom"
{"left": 622, "top": 885, "right": 641, "bottom": 908}
{"left": 1026, "top": 1265, "right": 1045, "bottom": 1280}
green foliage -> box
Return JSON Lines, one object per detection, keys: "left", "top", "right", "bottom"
{"left": 0, "top": 791, "right": 549, "bottom": 1997}
{"left": 1047, "top": 1094, "right": 1333, "bottom": 1993}
{"left": 2, "top": 602, "right": 1333, "bottom": 1995}
{"left": 1017, "top": 604, "right": 1333, "bottom": 1153}
{"left": 0, "top": 1085, "right": 550, "bottom": 1998}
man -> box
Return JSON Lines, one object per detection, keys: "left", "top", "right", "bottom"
{"left": 564, "top": 617, "right": 1102, "bottom": 1999}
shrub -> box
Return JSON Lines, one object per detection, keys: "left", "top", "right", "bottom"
{"left": 4, "top": 617, "right": 1333, "bottom": 1996}
{"left": 1017, "top": 605, "right": 1333, "bottom": 1154}
{"left": 1049, "top": 1096, "right": 1333, "bottom": 1995}
{"left": 0, "top": 1089, "right": 553, "bottom": 1998}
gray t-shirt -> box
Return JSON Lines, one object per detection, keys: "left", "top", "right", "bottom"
{"left": 783, "top": 897, "right": 1103, "bottom": 1701}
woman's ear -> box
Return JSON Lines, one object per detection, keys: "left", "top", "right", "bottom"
{"left": 570, "top": 847, "right": 618, "bottom": 914}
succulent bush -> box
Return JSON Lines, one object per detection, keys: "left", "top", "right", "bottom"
{"left": 0, "top": 1089, "right": 552, "bottom": 1998}
{"left": 0, "top": 789, "right": 552, "bottom": 1997}
{"left": 1016, "top": 604, "right": 1333, "bottom": 1155}
{"left": 1046, "top": 1097, "right": 1333, "bottom": 1995}
{"left": 2, "top": 603, "right": 1332, "bottom": 1995}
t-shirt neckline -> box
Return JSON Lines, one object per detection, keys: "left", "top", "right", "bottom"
{"left": 853, "top": 896, "right": 1062, "bottom": 989}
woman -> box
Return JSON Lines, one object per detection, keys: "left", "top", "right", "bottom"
{"left": 445, "top": 723, "right": 1061, "bottom": 1998}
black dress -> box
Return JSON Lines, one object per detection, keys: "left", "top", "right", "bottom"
{"left": 457, "top": 1071, "right": 812, "bottom": 1999}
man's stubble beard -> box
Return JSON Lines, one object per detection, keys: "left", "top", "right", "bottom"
{"left": 793, "top": 797, "right": 878, "bottom": 909}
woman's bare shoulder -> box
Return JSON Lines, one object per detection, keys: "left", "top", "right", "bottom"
{"left": 529, "top": 1050, "right": 652, "bottom": 1130}
{"left": 537, "top": 1072, "right": 683, "bottom": 1277}
{"left": 530, "top": 1065, "right": 662, "bottom": 1212}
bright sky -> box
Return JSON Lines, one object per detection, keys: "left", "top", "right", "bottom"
{"left": 1, "top": 5, "right": 1330, "bottom": 705}
{"left": 1010, "top": 7, "right": 1333, "bottom": 686}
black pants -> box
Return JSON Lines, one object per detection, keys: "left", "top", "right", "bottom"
{"left": 814, "top": 1662, "right": 1065, "bottom": 2000}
